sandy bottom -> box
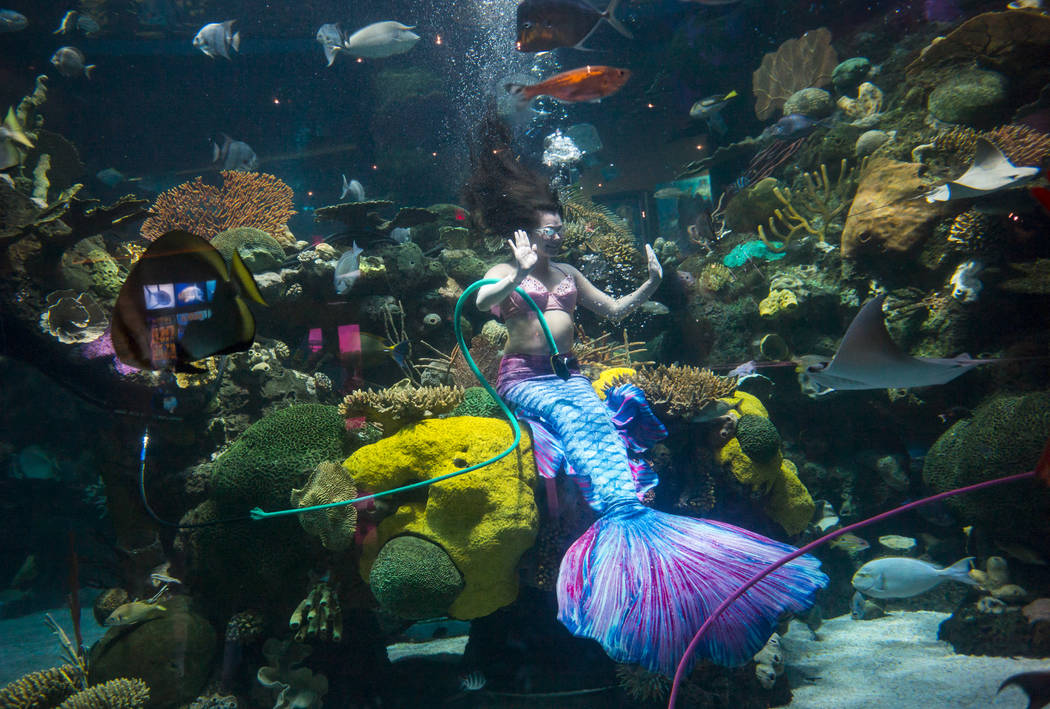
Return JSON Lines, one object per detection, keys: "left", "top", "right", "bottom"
{"left": 783, "top": 610, "right": 1049, "bottom": 709}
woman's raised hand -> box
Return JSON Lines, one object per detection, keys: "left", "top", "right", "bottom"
{"left": 508, "top": 229, "right": 538, "bottom": 273}
{"left": 644, "top": 243, "right": 663, "bottom": 283}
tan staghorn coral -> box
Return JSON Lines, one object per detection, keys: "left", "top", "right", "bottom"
{"left": 290, "top": 461, "right": 358, "bottom": 551}
{"left": 339, "top": 385, "right": 464, "bottom": 434}
{"left": 140, "top": 171, "right": 296, "bottom": 245}
{"left": 757, "top": 158, "right": 864, "bottom": 252}
{"left": 0, "top": 665, "right": 79, "bottom": 709}
{"left": 610, "top": 365, "right": 737, "bottom": 420}
{"left": 57, "top": 679, "right": 149, "bottom": 709}
{"left": 752, "top": 28, "right": 837, "bottom": 120}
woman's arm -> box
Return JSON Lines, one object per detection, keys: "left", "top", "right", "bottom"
{"left": 475, "top": 229, "right": 537, "bottom": 311}
{"left": 568, "top": 243, "right": 663, "bottom": 322}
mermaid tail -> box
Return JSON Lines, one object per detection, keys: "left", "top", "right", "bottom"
{"left": 559, "top": 507, "right": 826, "bottom": 674}
{"left": 502, "top": 375, "right": 827, "bottom": 674}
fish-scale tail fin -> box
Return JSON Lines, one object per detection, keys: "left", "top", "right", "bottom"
{"left": 602, "top": 0, "right": 634, "bottom": 39}
{"left": 557, "top": 508, "right": 827, "bottom": 674}
{"left": 942, "top": 556, "right": 979, "bottom": 585}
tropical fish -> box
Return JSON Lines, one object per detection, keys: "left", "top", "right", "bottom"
{"left": 193, "top": 20, "right": 240, "bottom": 59}
{"left": 459, "top": 671, "right": 486, "bottom": 692}
{"left": 343, "top": 21, "right": 420, "bottom": 58}
{"left": 999, "top": 670, "right": 1050, "bottom": 709}
{"left": 96, "top": 167, "right": 128, "bottom": 186}
{"left": 760, "top": 113, "right": 827, "bottom": 141}
{"left": 149, "top": 561, "right": 182, "bottom": 587}
{"left": 0, "top": 9, "right": 27, "bottom": 32}
{"left": 54, "top": 10, "right": 77, "bottom": 34}
{"left": 829, "top": 533, "right": 870, "bottom": 553}
{"left": 803, "top": 295, "right": 996, "bottom": 392}
{"left": 316, "top": 23, "right": 345, "bottom": 66}
{"left": 516, "top": 0, "right": 632, "bottom": 52}
{"left": 50, "top": 46, "right": 95, "bottom": 78}
{"left": 111, "top": 229, "right": 267, "bottom": 373}
{"left": 333, "top": 242, "right": 363, "bottom": 295}
{"left": 0, "top": 108, "right": 33, "bottom": 171}
{"left": 925, "top": 138, "right": 1040, "bottom": 202}
{"left": 212, "top": 134, "right": 257, "bottom": 172}
{"left": 653, "top": 186, "right": 691, "bottom": 200}
{"left": 851, "top": 556, "right": 978, "bottom": 599}
{"left": 689, "top": 89, "right": 737, "bottom": 135}
{"left": 354, "top": 333, "right": 410, "bottom": 369}
{"left": 341, "top": 175, "right": 365, "bottom": 201}
{"left": 505, "top": 65, "right": 630, "bottom": 107}
{"left": 75, "top": 13, "right": 99, "bottom": 35}
{"left": 105, "top": 600, "right": 167, "bottom": 626}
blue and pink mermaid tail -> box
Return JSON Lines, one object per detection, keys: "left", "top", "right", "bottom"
{"left": 499, "top": 362, "right": 828, "bottom": 675}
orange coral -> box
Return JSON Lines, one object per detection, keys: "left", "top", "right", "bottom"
{"left": 934, "top": 124, "right": 1050, "bottom": 168}
{"left": 140, "top": 171, "right": 296, "bottom": 245}
{"left": 752, "top": 28, "right": 837, "bottom": 120}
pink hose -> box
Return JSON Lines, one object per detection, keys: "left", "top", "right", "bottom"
{"left": 667, "top": 469, "right": 1038, "bottom": 708}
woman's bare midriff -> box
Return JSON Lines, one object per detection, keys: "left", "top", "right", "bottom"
{"left": 503, "top": 308, "right": 575, "bottom": 355}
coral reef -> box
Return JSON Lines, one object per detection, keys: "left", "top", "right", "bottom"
{"left": 210, "top": 226, "right": 286, "bottom": 273}
{"left": 257, "top": 639, "right": 327, "bottom": 709}
{"left": 369, "top": 535, "right": 465, "bottom": 619}
{"left": 837, "top": 82, "right": 883, "bottom": 122}
{"left": 923, "top": 392, "right": 1050, "bottom": 547}
{"left": 289, "top": 581, "right": 342, "bottom": 642}
{"left": 616, "top": 664, "right": 670, "bottom": 702}
{"left": 735, "top": 414, "right": 782, "bottom": 464}
{"left": 56, "top": 679, "right": 149, "bottom": 709}
{"left": 756, "top": 159, "right": 862, "bottom": 252}
{"left": 338, "top": 384, "right": 463, "bottom": 434}
{"left": 714, "top": 392, "right": 815, "bottom": 535}
{"left": 0, "top": 665, "right": 79, "bottom": 708}
{"left": 92, "top": 588, "right": 130, "bottom": 626}
{"left": 752, "top": 27, "right": 838, "bottom": 120}
{"left": 352, "top": 417, "right": 538, "bottom": 619}
{"left": 610, "top": 365, "right": 737, "bottom": 420}
{"left": 139, "top": 171, "right": 296, "bottom": 246}
{"left": 450, "top": 386, "right": 503, "bottom": 418}
{"left": 289, "top": 461, "right": 358, "bottom": 551}
{"left": 759, "top": 289, "right": 799, "bottom": 318}
{"left": 39, "top": 290, "right": 107, "bottom": 344}
{"left": 934, "top": 124, "right": 1050, "bottom": 168}
{"left": 224, "top": 610, "right": 264, "bottom": 644}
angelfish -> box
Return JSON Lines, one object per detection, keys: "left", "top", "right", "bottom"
{"left": 316, "top": 23, "right": 345, "bottom": 66}
{"left": 341, "top": 175, "right": 365, "bottom": 201}
{"left": 851, "top": 556, "right": 978, "bottom": 599}
{"left": 193, "top": 20, "right": 241, "bottom": 59}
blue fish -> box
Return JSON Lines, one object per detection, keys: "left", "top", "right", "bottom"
{"left": 0, "top": 9, "right": 27, "bottom": 32}
{"left": 760, "top": 114, "right": 829, "bottom": 141}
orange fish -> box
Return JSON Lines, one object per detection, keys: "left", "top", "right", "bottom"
{"left": 505, "top": 65, "right": 630, "bottom": 107}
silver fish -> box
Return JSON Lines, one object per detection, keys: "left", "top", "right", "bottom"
{"left": 51, "top": 46, "right": 95, "bottom": 78}
{"left": 76, "top": 14, "right": 99, "bottom": 35}
{"left": 341, "top": 175, "right": 364, "bottom": 201}
{"left": 212, "top": 134, "right": 257, "bottom": 171}
{"left": 316, "top": 23, "right": 344, "bottom": 67}
{"left": 852, "top": 556, "right": 978, "bottom": 599}
{"left": 334, "top": 242, "right": 363, "bottom": 295}
{"left": 343, "top": 21, "right": 420, "bottom": 58}
{"left": 0, "top": 9, "right": 27, "bottom": 32}
{"left": 193, "top": 20, "right": 240, "bottom": 59}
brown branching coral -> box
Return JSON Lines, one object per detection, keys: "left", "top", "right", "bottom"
{"left": 0, "top": 665, "right": 79, "bottom": 708}
{"left": 559, "top": 186, "right": 646, "bottom": 280}
{"left": 752, "top": 28, "right": 837, "bottom": 120}
{"left": 934, "top": 124, "right": 1050, "bottom": 168}
{"left": 290, "top": 461, "right": 358, "bottom": 551}
{"left": 571, "top": 329, "right": 652, "bottom": 374}
{"left": 57, "top": 679, "right": 149, "bottom": 709}
{"left": 610, "top": 365, "right": 737, "bottom": 420}
{"left": 338, "top": 384, "right": 464, "bottom": 434}
{"left": 140, "top": 171, "right": 296, "bottom": 246}
{"left": 757, "top": 158, "right": 865, "bottom": 252}
{"left": 289, "top": 581, "right": 342, "bottom": 643}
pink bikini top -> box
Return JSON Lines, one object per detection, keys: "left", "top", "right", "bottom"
{"left": 493, "top": 271, "right": 578, "bottom": 320}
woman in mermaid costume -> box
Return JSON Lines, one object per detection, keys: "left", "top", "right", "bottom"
{"left": 464, "top": 117, "right": 827, "bottom": 676}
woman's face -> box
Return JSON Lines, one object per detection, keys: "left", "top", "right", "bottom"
{"left": 531, "top": 211, "right": 564, "bottom": 257}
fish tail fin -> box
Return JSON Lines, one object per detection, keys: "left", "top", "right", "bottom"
{"left": 942, "top": 556, "right": 979, "bottom": 585}
{"left": 230, "top": 250, "right": 267, "bottom": 306}
{"left": 232, "top": 31, "right": 241, "bottom": 52}
{"left": 389, "top": 339, "right": 410, "bottom": 369}
{"left": 558, "top": 510, "right": 827, "bottom": 674}
{"left": 724, "top": 89, "right": 739, "bottom": 100}
{"left": 504, "top": 82, "right": 532, "bottom": 110}
{"left": 707, "top": 113, "right": 727, "bottom": 136}
{"left": 602, "top": 0, "right": 634, "bottom": 39}
{"left": 84, "top": 64, "right": 96, "bottom": 79}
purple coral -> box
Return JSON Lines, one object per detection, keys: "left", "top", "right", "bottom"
{"left": 80, "top": 327, "right": 139, "bottom": 376}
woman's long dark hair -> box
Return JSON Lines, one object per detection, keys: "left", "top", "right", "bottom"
{"left": 462, "top": 112, "right": 561, "bottom": 239}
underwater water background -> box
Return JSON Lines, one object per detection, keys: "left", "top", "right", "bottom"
{"left": 2, "top": 0, "right": 1050, "bottom": 707}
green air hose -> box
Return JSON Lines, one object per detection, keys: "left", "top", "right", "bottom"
{"left": 249, "top": 277, "right": 560, "bottom": 521}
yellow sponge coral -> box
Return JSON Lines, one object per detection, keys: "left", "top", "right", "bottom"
{"left": 759, "top": 289, "right": 798, "bottom": 318}
{"left": 349, "top": 417, "right": 538, "bottom": 619}
{"left": 591, "top": 366, "right": 636, "bottom": 400}
{"left": 715, "top": 391, "right": 814, "bottom": 535}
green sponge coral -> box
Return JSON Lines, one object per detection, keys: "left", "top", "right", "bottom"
{"left": 736, "top": 414, "right": 782, "bottom": 464}
{"left": 211, "top": 404, "right": 346, "bottom": 511}
{"left": 451, "top": 386, "right": 503, "bottom": 418}
{"left": 369, "top": 535, "right": 465, "bottom": 619}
